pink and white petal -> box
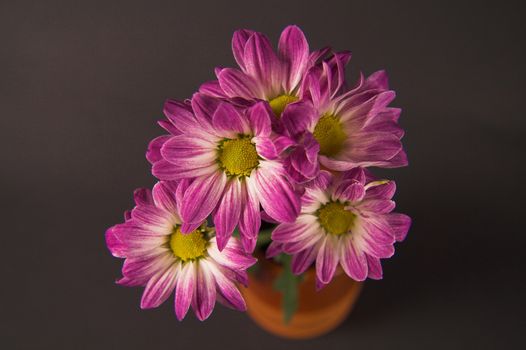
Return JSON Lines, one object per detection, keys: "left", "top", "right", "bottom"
{"left": 365, "top": 70, "right": 389, "bottom": 90}
{"left": 316, "top": 235, "right": 340, "bottom": 284}
{"left": 291, "top": 242, "right": 319, "bottom": 275}
{"left": 212, "top": 103, "right": 249, "bottom": 136}
{"left": 278, "top": 25, "right": 309, "bottom": 92}
{"left": 131, "top": 204, "right": 172, "bottom": 232}
{"left": 152, "top": 181, "right": 180, "bottom": 216}
{"left": 360, "top": 217, "right": 396, "bottom": 245}
{"left": 208, "top": 237, "right": 257, "bottom": 270}
{"left": 381, "top": 149, "right": 409, "bottom": 168}
{"left": 364, "top": 180, "right": 396, "bottom": 200}
{"left": 190, "top": 93, "right": 220, "bottom": 131}
{"left": 354, "top": 222, "right": 395, "bottom": 259}
{"left": 248, "top": 102, "right": 273, "bottom": 137}
{"left": 140, "top": 264, "right": 177, "bottom": 309}
{"left": 163, "top": 99, "right": 197, "bottom": 133}
{"left": 175, "top": 261, "right": 195, "bottom": 320}
{"left": 282, "top": 225, "right": 323, "bottom": 254}
{"left": 146, "top": 135, "right": 170, "bottom": 165}
{"left": 238, "top": 178, "right": 261, "bottom": 252}
{"left": 206, "top": 260, "right": 246, "bottom": 311}
{"left": 153, "top": 159, "right": 218, "bottom": 181}
{"left": 332, "top": 180, "right": 366, "bottom": 203}
{"left": 158, "top": 119, "right": 179, "bottom": 135}
{"left": 121, "top": 251, "right": 173, "bottom": 285}
{"left": 340, "top": 236, "right": 368, "bottom": 281}
{"left": 161, "top": 135, "right": 217, "bottom": 167}
{"left": 281, "top": 101, "right": 316, "bottom": 138}
{"left": 244, "top": 32, "right": 282, "bottom": 97}
{"left": 358, "top": 199, "right": 396, "bottom": 214}
{"left": 192, "top": 261, "right": 217, "bottom": 321}
{"left": 232, "top": 29, "right": 255, "bottom": 71}
{"left": 133, "top": 188, "right": 154, "bottom": 206}
{"left": 218, "top": 68, "right": 264, "bottom": 100}
{"left": 271, "top": 214, "right": 317, "bottom": 242}
{"left": 254, "top": 136, "right": 278, "bottom": 160}
{"left": 254, "top": 162, "right": 300, "bottom": 223}
{"left": 265, "top": 241, "right": 284, "bottom": 258}
{"left": 106, "top": 226, "right": 127, "bottom": 258}
{"left": 175, "top": 178, "right": 191, "bottom": 214}
{"left": 213, "top": 179, "right": 242, "bottom": 251}
{"left": 273, "top": 135, "right": 295, "bottom": 154}
{"left": 181, "top": 172, "right": 228, "bottom": 228}
{"left": 385, "top": 213, "right": 411, "bottom": 241}
{"left": 288, "top": 146, "right": 319, "bottom": 183}
{"left": 366, "top": 255, "right": 383, "bottom": 280}
{"left": 199, "top": 80, "right": 227, "bottom": 98}
{"left": 346, "top": 132, "right": 403, "bottom": 164}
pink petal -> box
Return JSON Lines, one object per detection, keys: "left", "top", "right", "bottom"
{"left": 146, "top": 135, "right": 170, "bottom": 165}
{"left": 192, "top": 260, "right": 217, "bottom": 321}
{"left": 212, "top": 102, "right": 249, "bottom": 136}
{"left": 254, "top": 163, "right": 300, "bottom": 223}
{"left": 131, "top": 205, "right": 172, "bottom": 232}
{"left": 181, "top": 172, "right": 227, "bottom": 227}
{"left": 315, "top": 235, "right": 339, "bottom": 284}
{"left": 366, "top": 255, "right": 383, "bottom": 280}
{"left": 248, "top": 101, "right": 272, "bottom": 137}
{"left": 291, "top": 242, "right": 319, "bottom": 275}
{"left": 175, "top": 262, "right": 195, "bottom": 320}
{"left": 265, "top": 241, "right": 283, "bottom": 258}
{"left": 208, "top": 237, "right": 257, "bottom": 270}
{"left": 254, "top": 136, "right": 278, "bottom": 160}
{"left": 152, "top": 181, "right": 179, "bottom": 215}
{"left": 133, "top": 188, "right": 153, "bottom": 206}
{"left": 358, "top": 199, "right": 396, "bottom": 214}
{"left": 232, "top": 29, "right": 255, "bottom": 71}
{"left": 140, "top": 265, "right": 177, "bottom": 309}
{"left": 238, "top": 178, "right": 261, "bottom": 252}
{"left": 163, "top": 99, "right": 197, "bottom": 133}
{"left": 278, "top": 25, "right": 309, "bottom": 92}
{"left": 281, "top": 100, "right": 316, "bottom": 138}
{"left": 340, "top": 237, "right": 368, "bottom": 281}
{"left": 206, "top": 261, "right": 246, "bottom": 311}
{"left": 153, "top": 159, "right": 218, "bottom": 181}
{"left": 364, "top": 180, "right": 396, "bottom": 200}
{"left": 190, "top": 93, "right": 220, "bottom": 130}
{"left": 199, "top": 80, "right": 227, "bottom": 98}
{"left": 244, "top": 32, "right": 282, "bottom": 97}
{"left": 385, "top": 213, "right": 411, "bottom": 241}
{"left": 333, "top": 180, "right": 366, "bottom": 203}
{"left": 213, "top": 179, "right": 242, "bottom": 251}
{"left": 121, "top": 251, "right": 172, "bottom": 285}
{"left": 218, "top": 68, "right": 263, "bottom": 100}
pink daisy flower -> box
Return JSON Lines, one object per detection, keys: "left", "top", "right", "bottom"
{"left": 282, "top": 54, "right": 408, "bottom": 182}
{"left": 267, "top": 168, "right": 411, "bottom": 289}
{"left": 153, "top": 94, "right": 300, "bottom": 252}
{"left": 106, "top": 181, "right": 257, "bottom": 321}
{"left": 199, "top": 25, "right": 329, "bottom": 119}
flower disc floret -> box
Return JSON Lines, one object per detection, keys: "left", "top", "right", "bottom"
{"left": 170, "top": 227, "right": 208, "bottom": 262}
{"left": 317, "top": 201, "right": 356, "bottom": 235}
{"left": 217, "top": 136, "right": 259, "bottom": 177}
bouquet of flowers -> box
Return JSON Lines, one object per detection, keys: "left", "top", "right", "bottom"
{"left": 106, "top": 25, "right": 411, "bottom": 325}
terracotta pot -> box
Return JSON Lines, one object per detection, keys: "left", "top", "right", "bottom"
{"left": 240, "top": 255, "right": 363, "bottom": 339}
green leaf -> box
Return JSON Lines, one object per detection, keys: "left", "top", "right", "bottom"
{"left": 273, "top": 253, "right": 303, "bottom": 323}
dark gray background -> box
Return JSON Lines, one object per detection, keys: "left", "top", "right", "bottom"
{"left": 1, "top": 0, "right": 525, "bottom": 349}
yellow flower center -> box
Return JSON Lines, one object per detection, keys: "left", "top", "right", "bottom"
{"left": 218, "top": 136, "right": 259, "bottom": 177}
{"left": 313, "top": 114, "right": 347, "bottom": 157}
{"left": 317, "top": 202, "right": 356, "bottom": 235}
{"left": 269, "top": 94, "right": 298, "bottom": 117}
{"left": 169, "top": 227, "right": 208, "bottom": 262}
